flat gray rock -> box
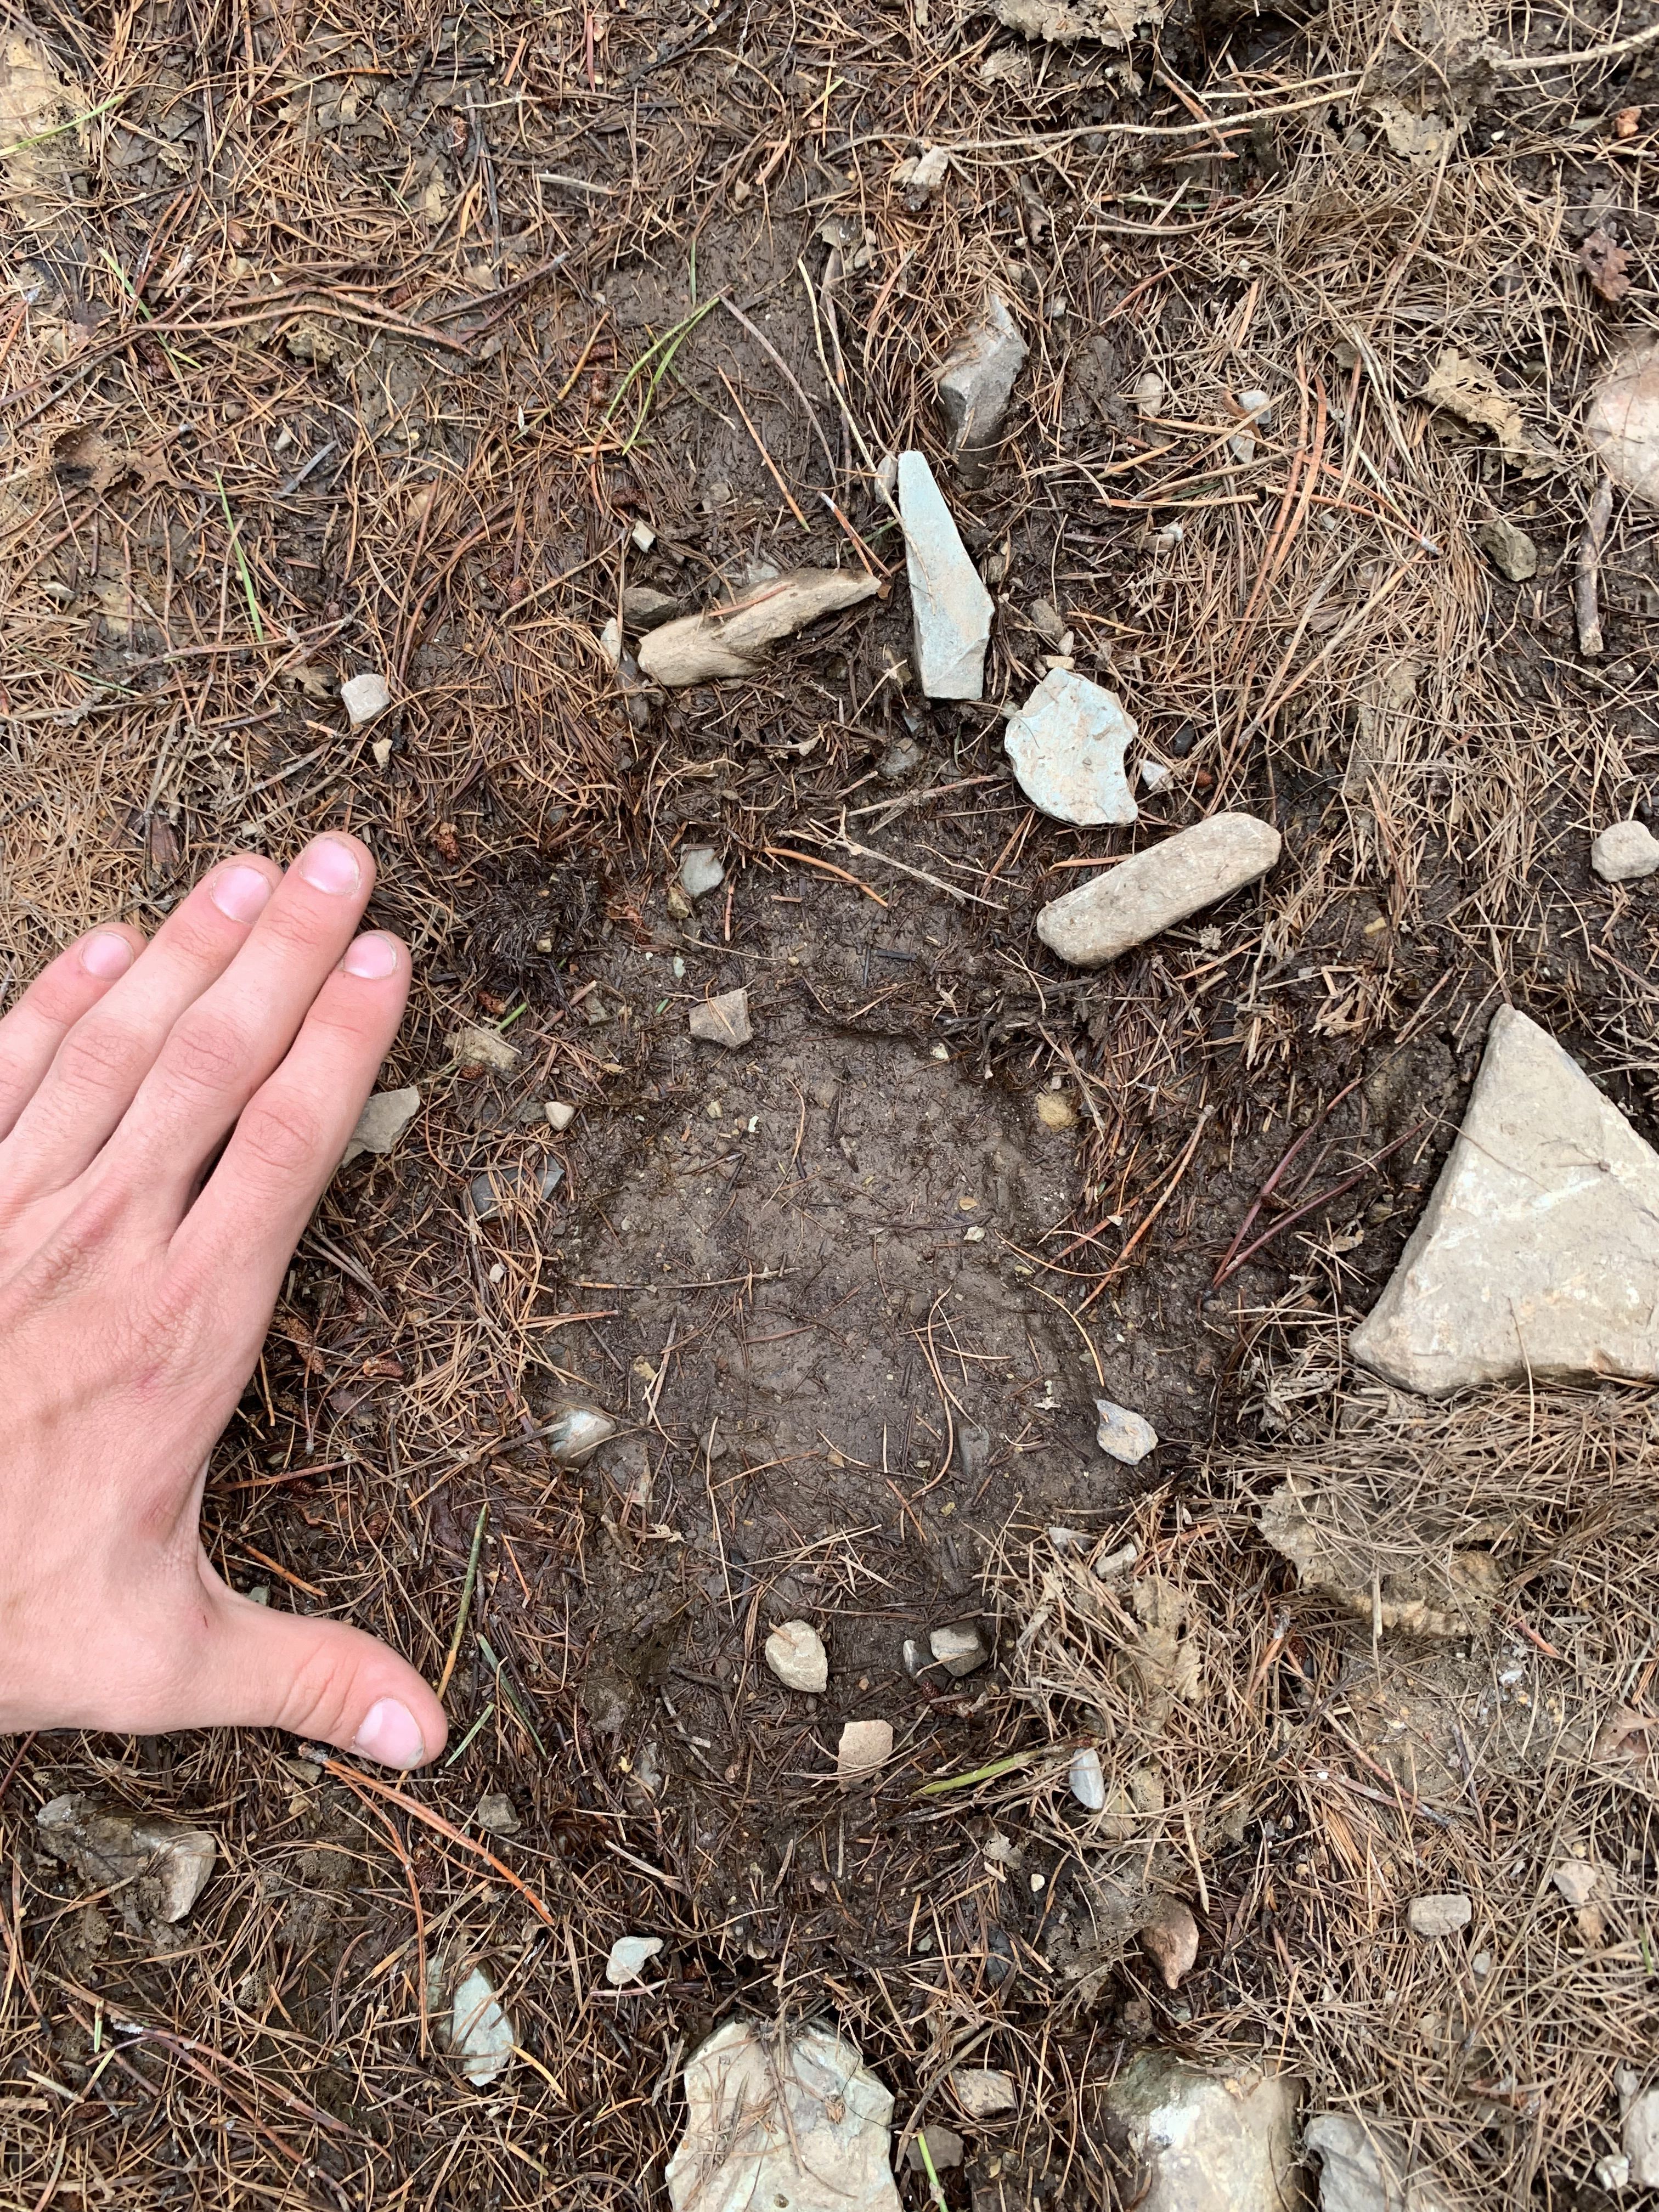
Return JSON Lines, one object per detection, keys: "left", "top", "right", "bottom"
{"left": 1104, "top": 2054, "right": 1301, "bottom": 2212}
{"left": 666, "top": 2022, "right": 900, "bottom": 2212}
{"left": 1096, "top": 1398, "right": 1158, "bottom": 1464}
{"left": 341, "top": 670, "right": 391, "bottom": 726}
{"left": 1592, "top": 817, "right": 1659, "bottom": 883}
{"left": 689, "top": 988, "right": 752, "bottom": 1048}
{"left": 679, "top": 846, "right": 725, "bottom": 900}
{"left": 928, "top": 1621, "right": 988, "bottom": 1677}
{"left": 1351, "top": 1007, "right": 1659, "bottom": 1394}
{"left": 1037, "top": 815, "right": 1281, "bottom": 967}
{"left": 1305, "top": 2112, "right": 1457, "bottom": 2212}
{"left": 899, "top": 450, "right": 992, "bottom": 699}
{"left": 1475, "top": 515, "right": 1538, "bottom": 582}
{"left": 937, "top": 291, "right": 1026, "bottom": 457}
{"left": 1005, "top": 669, "right": 1138, "bottom": 826}
{"left": 341, "top": 1084, "right": 420, "bottom": 1167}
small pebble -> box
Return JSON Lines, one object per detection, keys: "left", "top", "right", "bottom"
{"left": 950, "top": 2067, "right": 1017, "bottom": 2120}
{"left": 679, "top": 847, "right": 726, "bottom": 901}
{"left": 475, "top": 1792, "right": 521, "bottom": 1836}
{"left": 605, "top": 1934, "right": 663, "bottom": 1987}
{"left": 905, "top": 2125, "right": 964, "bottom": 2175}
{"left": 1592, "top": 818, "right": 1659, "bottom": 884}
{"left": 1069, "top": 1745, "right": 1105, "bottom": 1810}
{"left": 1139, "top": 759, "right": 1172, "bottom": 791}
{"left": 1408, "top": 1892, "right": 1472, "bottom": 1939}
{"left": 1095, "top": 1399, "right": 1158, "bottom": 1466}
{"left": 765, "top": 1620, "right": 828, "bottom": 1694}
{"left": 929, "top": 1622, "right": 988, "bottom": 1678}
{"left": 1552, "top": 1859, "right": 1600, "bottom": 1908}
{"left": 1036, "top": 1092, "right": 1077, "bottom": 1130}
{"left": 546, "top": 1101, "right": 577, "bottom": 1132}
{"left": 689, "top": 989, "right": 752, "bottom": 1048}
{"left": 340, "top": 671, "right": 391, "bottom": 726}
{"left": 837, "top": 1719, "right": 894, "bottom": 1788}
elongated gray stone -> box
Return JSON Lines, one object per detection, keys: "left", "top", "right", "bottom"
{"left": 1005, "top": 669, "right": 1138, "bottom": 826}
{"left": 1037, "top": 814, "right": 1281, "bottom": 967}
{"left": 1352, "top": 1007, "right": 1659, "bottom": 1393}
{"left": 899, "top": 450, "right": 992, "bottom": 699}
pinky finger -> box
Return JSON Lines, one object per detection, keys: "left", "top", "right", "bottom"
{"left": 0, "top": 926, "right": 147, "bottom": 1146}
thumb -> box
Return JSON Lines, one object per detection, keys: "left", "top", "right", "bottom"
{"left": 202, "top": 1578, "right": 449, "bottom": 1769}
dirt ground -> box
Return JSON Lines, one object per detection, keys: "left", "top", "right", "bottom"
{"left": 4, "top": 0, "right": 1659, "bottom": 2202}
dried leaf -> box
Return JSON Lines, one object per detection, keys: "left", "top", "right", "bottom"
{"left": 1420, "top": 347, "right": 1530, "bottom": 458}
{"left": 1579, "top": 227, "right": 1632, "bottom": 303}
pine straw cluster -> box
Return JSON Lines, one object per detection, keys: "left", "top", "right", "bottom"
{"left": 993, "top": 1378, "right": 1659, "bottom": 2205}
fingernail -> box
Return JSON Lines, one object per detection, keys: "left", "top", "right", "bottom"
{"left": 341, "top": 932, "right": 399, "bottom": 980}
{"left": 298, "top": 836, "right": 362, "bottom": 896}
{"left": 210, "top": 864, "right": 274, "bottom": 925}
{"left": 79, "top": 930, "right": 135, "bottom": 980}
{"left": 353, "top": 1697, "right": 425, "bottom": 1768}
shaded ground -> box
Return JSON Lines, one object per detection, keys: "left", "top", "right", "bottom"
{"left": 4, "top": 0, "right": 1659, "bottom": 2203}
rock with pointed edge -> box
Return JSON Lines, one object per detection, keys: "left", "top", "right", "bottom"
{"left": 899, "top": 450, "right": 992, "bottom": 699}
{"left": 937, "top": 292, "right": 1026, "bottom": 459}
{"left": 689, "top": 988, "right": 752, "bottom": 1048}
{"left": 449, "top": 1967, "right": 514, "bottom": 2086}
{"left": 341, "top": 1085, "right": 420, "bottom": 1167}
{"left": 1104, "top": 2053, "right": 1302, "bottom": 2212}
{"left": 341, "top": 670, "right": 391, "bottom": 725}
{"left": 1096, "top": 1399, "right": 1158, "bottom": 1465}
{"left": 837, "top": 1719, "right": 894, "bottom": 1788}
{"left": 1352, "top": 1007, "right": 1659, "bottom": 1393}
{"left": 606, "top": 1934, "right": 664, "bottom": 1986}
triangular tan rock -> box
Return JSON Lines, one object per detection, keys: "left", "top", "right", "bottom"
{"left": 1352, "top": 1007, "right": 1659, "bottom": 1394}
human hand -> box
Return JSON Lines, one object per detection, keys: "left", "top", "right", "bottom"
{"left": 0, "top": 835, "right": 447, "bottom": 1768}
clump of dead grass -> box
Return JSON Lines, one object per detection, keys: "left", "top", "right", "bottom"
{"left": 994, "top": 1379, "right": 1659, "bottom": 2207}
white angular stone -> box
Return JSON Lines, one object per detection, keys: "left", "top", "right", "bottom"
{"left": 666, "top": 2022, "right": 901, "bottom": 2212}
{"left": 450, "top": 1967, "right": 514, "bottom": 2086}
{"left": 899, "top": 450, "right": 992, "bottom": 699}
{"left": 1003, "top": 669, "right": 1138, "bottom": 827}
{"left": 689, "top": 988, "right": 752, "bottom": 1048}
{"left": 766, "top": 1618, "right": 828, "bottom": 1692}
{"left": 1305, "top": 2112, "right": 1457, "bottom": 2212}
{"left": 937, "top": 291, "right": 1026, "bottom": 455}
{"left": 928, "top": 1621, "right": 988, "bottom": 1678}
{"left": 1096, "top": 1398, "right": 1158, "bottom": 1465}
{"left": 639, "top": 569, "right": 879, "bottom": 686}
{"left": 1553, "top": 1859, "right": 1600, "bottom": 1907}
{"left": 1037, "top": 815, "right": 1282, "bottom": 967}
{"left": 951, "top": 2068, "right": 1017, "bottom": 2119}
{"left": 1592, "top": 818, "right": 1659, "bottom": 883}
{"left": 1598, "top": 2153, "right": 1633, "bottom": 2192}
{"left": 1141, "top": 758, "right": 1172, "bottom": 791}
{"left": 679, "top": 847, "right": 725, "bottom": 900}
{"left": 1105, "top": 2055, "right": 1300, "bottom": 2212}
{"left": 340, "top": 671, "right": 391, "bottom": 726}
{"left": 1407, "top": 1892, "right": 1471, "bottom": 1938}
{"left": 340, "top": 1084, "right": 420, "bottom": 1167}
{"left": 1352, "top": 1007, "right": 1659, "bottom": 1394}
{"left": 605, "top": 1934, "right": 664, "bottom": 1985}
{"left": 837, "top": 1718, "right": 893, "bottom": 1787}
{"left": 1628, "top": 2088, "right": 1659, "bottom": 2189}
{"left": 475, "top": 1792, "right": 520, "bottom": 1835}
{"left": 546, "top": 1100, "right": 577, "bottom": 1131}
{"left": 1069, "top": 1745, "right": 1106, "bottom": 1810}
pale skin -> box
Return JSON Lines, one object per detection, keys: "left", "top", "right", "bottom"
{"left": 0, "top": 834, "right": 448, "bottom": 1769}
